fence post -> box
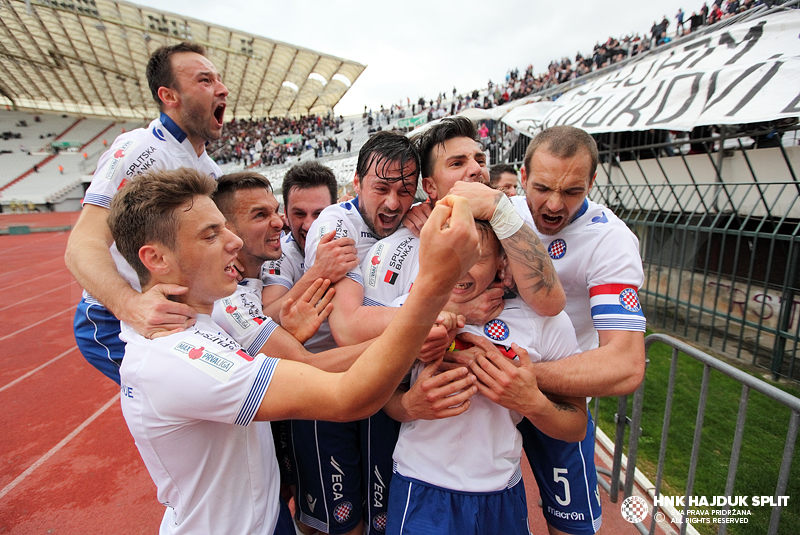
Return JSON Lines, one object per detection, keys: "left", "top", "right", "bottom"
{"left": 771, "top": 244, "right": 798, "bottom": 379}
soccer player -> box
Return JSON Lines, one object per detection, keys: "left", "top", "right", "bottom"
{"left": 291, "top": 132, "right": 456, "bottom": 535}
{"left": 261, "top": 161, "right": 357, "bottom": 352}
{"left": 489, "top": 163, "right": 520, "bottom": 197}
{"left": 67, "top": 41, "right": 228, "bottom": 383}
{"left": 468, "top": 125, "right": 647, "bottom": 535}
{"left": 109, "top": 167, "right": 479, "bottom": 535}
{"left": 385, "top": 222, "right": 587, "bottom": 535}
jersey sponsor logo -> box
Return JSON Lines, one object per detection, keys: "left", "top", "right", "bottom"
{"left": 548, "top": 238, "right": 567, "bottom": 259}
{"left": 546, "top": 506, "right": 585, "bottom": 521}
{"left": 367, "top": 242, "right": 387, "bottom": 288}
{"left": 589, "top": 212, "right": 609, "bottom": 225}
{"left": 236, "top": 349, "right": 255, "bottom": 362}
{"left": 120, "top": 382, "right": 134, "bottom": 399}
{"left": 389, "top": 238, "right": 413, "bottom": 271}
{"left": 267, "top": 267, "right": 280, "bottom": 275}
{"left": 484, "top": 319, "right": 510, "bottom": 341}
{"left": 152, "top": 126, "right": 166, "bottom": 141}
{"left": 330, "top": 456, "right": 346, "bottom": 501}
{"left": 221, "top": 296, "right": 259, "bottom": 334}
{"left": 318, "top": 219, "right": 347, "bottom": 240}
{"left": 102, "top": 139, "right": 137, "bottom": 181}
{"left": 373, "top": 465, "right": 386, "bottom": 509}
{"left": 174, "top": 337, "right": 236, "bottom": 382}
{"left": 361, "top": 231, "right": 375, "bottom": 238}
{"left": 619, "top": 287, "right": 641, "bottom": 312}
{"left": 334, "top": 502, "right": 353, "bottom": 523}
{"left": 125, "top": 146, "right": 158, "bottom": 177}
{"left": 384, "top": 270, "right": 398, "bottom": 285}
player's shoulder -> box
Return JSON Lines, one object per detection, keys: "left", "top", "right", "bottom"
{"left": 572, "top": 199, "right": 632, "bottom": 236}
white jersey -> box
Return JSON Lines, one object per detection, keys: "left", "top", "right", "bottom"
{"left": 362, "top": 227, "right": 419, "bottom": 306}
{"left": 303, "top": 197, "right": 378, "bottom": 351}
{"left": 82, "top": 113, "right": 221, "bottom": 297}
{"left": 392, "top": 296, "right": 581, "bottom": 492}
{"left": 212, "top": 278, "right": 280, "bottom": 357}
{"left": 119, "top": 315, "right": 280, "bottom": 535}
{"left": 511, "top": 196, "right": 645, "bottom": 351}
{"left": 261, "top": 232, "right": 333, "bottom": 353}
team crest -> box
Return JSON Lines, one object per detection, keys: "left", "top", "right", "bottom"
{"left": 372, "top": 513, "right": 387, "bottom": 532}
{"left": 484, "top": 319, "right": 510, "bottom": 341}
{"left": 548, "top": 239, "right": 567, "bottom": 259}
{"left": 334, "top": 501, "right": 353, "bottom": 523}
{"left": 619, "top": 288, "right": 641, "bottom": 312}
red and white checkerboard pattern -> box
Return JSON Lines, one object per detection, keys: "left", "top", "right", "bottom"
{"left": 619, "top": 288, "right": 641, "bottom": 312}
{"left": 548, "top": 239, "right": 567, "bottom": 259}
{"left": 484, "top": 319, "right": 509, "bottom": 341}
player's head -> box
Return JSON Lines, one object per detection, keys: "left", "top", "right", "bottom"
{"left": 489, "top": 164, "right": 518, "bottom": 197}
{"left": 282, "top": 162, "right": 337, "bottom": 251}
{"left": 353, "top": 131, "right": 420, "bottom": 239}
{"left": 146, "top": 41, "right": 228, "bottom": 144}
{"left": 213, "top": 172, "right": 283, "bottom": 277}
{"left": 451, "top": 220, "right": 507, "bottom": 304}
{"left": 412, "top": 116, "right": 488, "bottom": 203}
{"left": 521, "top": 125, "right": 598, "bottom": 235}
{"left": 109, "top": 168, "right": 242, "bottom": 310}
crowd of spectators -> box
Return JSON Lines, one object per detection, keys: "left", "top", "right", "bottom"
{"left": 208, "top": 113, "right": 346, "bottom": 167}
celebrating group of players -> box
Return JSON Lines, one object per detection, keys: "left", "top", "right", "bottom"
{"left": 65, "top": 42, "right": 646, "bottom": 535}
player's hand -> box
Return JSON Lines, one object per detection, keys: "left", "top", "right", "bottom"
{"left": 417, "top": 196, "right": 480, "bottom": 295}
{"left": 445, "top": 282, "right": 505, "bottom": 325}
{"left": 448, "top": 181, "right": 504, "bottom": 221}
{"left": 469, "top": 343, "right": 542, "bottom": 414}
{"left": 309, "top": 230, "right": 358, "bottom": 284}
{"left": 419, "top": 311, "right": 465, "bottom": 362}
{"left": 130, "top": 284, "right": 197, "bottom": 339}
{"left": 400, "top": 358, "right": 477, "bottom": 420}
{"left": 279, "top": 278, "right": 334, "bottom": 344}
{"left": 337, "top": 192, "right": 355, "bottom": 203}
{"left": 400, "top": 202, "right": 432, "bottom": 237}
{"left": 231, "top": 258, "right": 245, "bottom": 282}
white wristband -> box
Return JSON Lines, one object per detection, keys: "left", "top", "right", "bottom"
{"left": 489, "top": 194, "right": 524, "bottom": 240}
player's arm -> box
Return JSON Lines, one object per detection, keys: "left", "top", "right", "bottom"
{"left": 65, "top": 204, "right": 196, "bottom": 337}
{"left": 533, "top": 330, "right": 645, "bottom": 397}
{"left": 255, "top": 196, "right": 480, "bottom": 422}
{"left": 468, "top": 342, "right": 587, "bottom": 443}
{"left": 328, "top": 277, "right": 400, "bottom": 346}
{"left": 440, "top": 181, "right": 565, "bottom": 317}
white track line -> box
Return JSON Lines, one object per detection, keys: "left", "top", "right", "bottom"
{"left": 0, "top": 393, "right": 120, "bottom": 501}
{"left": 0, "top": 232, "right": 67, "bottom": 255}
{"left": 0, "top": 281, "right": 77, "bottom": 312}
{"left": 0, "top": 346, "right": 78, "bottom": 394}
{"left": 0, "top": 267, "right": 70, "bottom": 292}
{"left": 0, "top": 305, "right": 76, "bottom": 342}
{"left": 0, "top": 255, "right": 63, "bottom": 280}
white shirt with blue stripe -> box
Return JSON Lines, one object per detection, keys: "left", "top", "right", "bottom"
{"left": 511, "top": 196, "right": 646, "bottom": 351}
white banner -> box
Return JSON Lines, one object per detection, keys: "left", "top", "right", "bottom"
{"left": 503, "top": 10, "right": 800, "bottom": 136}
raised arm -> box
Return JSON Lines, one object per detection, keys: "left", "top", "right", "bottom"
{"left": 65, "top": 204, "right": 196, "bottom": 337}
{"left": 434, "top": 181, "right": 564, "bottom": 316}
{"left": 255, "top": 196, "right": 480, "bottom": 422}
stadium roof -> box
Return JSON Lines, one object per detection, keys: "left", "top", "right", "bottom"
{"left": 0, "top": 0, "right": 366, "bottom": 120}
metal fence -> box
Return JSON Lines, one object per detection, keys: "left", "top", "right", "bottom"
{"left": 604, "top": 333, "right": 800, "bottom": 535}
{"left": 510, "top": 123, "right": 800, "bottom": 382}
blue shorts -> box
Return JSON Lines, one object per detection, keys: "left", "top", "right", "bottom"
{"left": 272, "top": 496, "right": 295, "bottom": 535}
{"left": 290, "top": 410, "right": 399, "bottom": 534}
{"left": 74, "top": 298, "right": 125, "bottom": 384}
{"left": 386, "top": 471, "right": 529, "bottom": 535}
{"left": 271, "top": 420, "right": 294, "bottom": 484}
{"left": 518, "top": 411, "right": 602, "bottom": 535}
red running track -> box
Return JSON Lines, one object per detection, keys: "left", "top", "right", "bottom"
{"left": 0, "top": 212, "right": 649, "bottom": 534}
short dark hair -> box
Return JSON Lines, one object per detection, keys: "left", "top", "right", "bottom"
{"left": 411, "top": 116, "right": 479, "bottom": 179}
{"left": 108, "top": 167, "right": 217, "bottom": 286}
{"left": 146, "top": 41, "right": 206, "bottom": 111}
{"left": 282, "top": 162, "right": 337, "bottom": 209}
{"left": 524, "top": 125, "right": 598, "bottom": 180}
{"left": 356, "top": 131, "right": 420, "bottom": 195}
{"left": 212, "top": 171, "right": 273, "bottom": 220}
{"left": 489, "top": 164, "right": 517, "bottom": 187}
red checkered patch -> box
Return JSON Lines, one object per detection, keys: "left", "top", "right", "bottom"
{"left": 484, "top": 319, "right": 510, "bottom": 341}
{"left": 548, "top": 239, "right": 567, "bottom": 259}
{"left": 334, "top": 501, "right": 352, "bottom": 523}
{"left": 372, "top": 512, "right": 387, "bottom": 532}
{"left": 619, "top": 288, "right": 641, "bottom": 312}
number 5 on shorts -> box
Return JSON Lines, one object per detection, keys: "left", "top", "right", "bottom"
{"left": 553, "top": 468, "right": 571, "bottom": 506}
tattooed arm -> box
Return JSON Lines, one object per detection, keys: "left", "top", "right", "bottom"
{"left": 448, "top": 182, "right": 565, "bottom": 316}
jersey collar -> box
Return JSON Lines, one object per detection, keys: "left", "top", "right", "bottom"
{"left": 159, "top": 112, "right": 188, "bottom": 144}
{"left": 570, "top": 198, "right": 589, "bottom": 223}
